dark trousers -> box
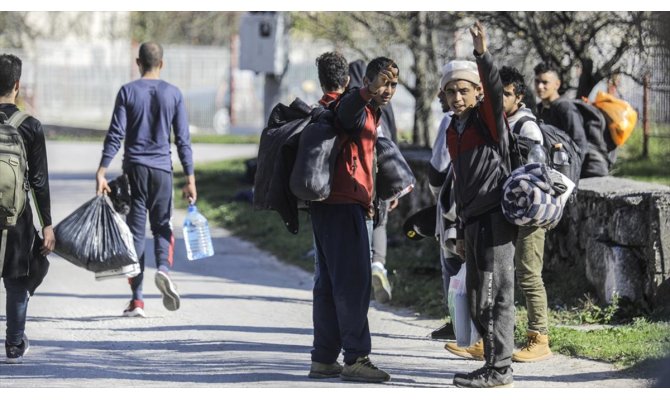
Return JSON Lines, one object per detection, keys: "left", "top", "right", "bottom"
{"left": 464, "top": 210, "right": 516, "bottom": 370}
{"left": 309, "top": 202, "right": 371, "bottom": 365}
{"left": 125, "top": 164, "right": 174, "bottom": 300}
{"left": 3, "top": 277, "right": 29, "bottom": 345}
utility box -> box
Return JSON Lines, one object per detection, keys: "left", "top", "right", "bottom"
{"left": 239, "top": 12, "right": 288, "bottom": 76}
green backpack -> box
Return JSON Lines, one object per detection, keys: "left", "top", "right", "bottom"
{"left": 0, "top": 110, "right": 30, "bottom": 229}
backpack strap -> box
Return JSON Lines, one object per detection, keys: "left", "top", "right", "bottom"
{"left": 0, "top": 229, "right": 8, "bottom": 277}
{"left": 512, "top": 116, "right": 535, "bottom": 136}
{"left": 7, "top": 111, "right": 30, "bottom": 129}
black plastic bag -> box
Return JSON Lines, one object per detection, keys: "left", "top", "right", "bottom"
{"left": 108, "top": 174, "right": 132, "bottom": 215}
{"left": 54, "top": 195, "right": 137, "bottom": 272}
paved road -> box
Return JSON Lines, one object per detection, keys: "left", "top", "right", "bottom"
{"left": 0, "top": 141, "right": 651, "bottom": 388}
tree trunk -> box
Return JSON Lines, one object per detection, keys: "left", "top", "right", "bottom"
{"left": 410, "top": 11, "right": 434, "bottom": 148}
{"left": 576, "top": 58, "right": 598, "bottom": 100}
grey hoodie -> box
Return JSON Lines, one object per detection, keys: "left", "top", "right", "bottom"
{"left": 507, "top": 103, "right": 543, "bottom": 144}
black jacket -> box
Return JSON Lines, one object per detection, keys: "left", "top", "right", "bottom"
{"left": 536, "top": 98, "right": 588, "bottom": 164}
{"left": 0, "top": 104, "right": 52, "bottom": 279}
{"left": 253, "top": 98, "right": 324, "bottom": 234}
{"left": 446, "top": 51, "right": 510, "bottom": 225}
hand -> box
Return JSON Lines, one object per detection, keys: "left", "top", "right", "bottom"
{"left": 469, "top": 20, "right": 487, "bottom": 56}
{"left": 95, "top": 167, "right": 110, "bottom": 195}
{"left": 41, "top": 225, "right": 55, "bottom": 256}
{"left": 455, "top": 239, "right": 465, "bottom": 259}
{"left": 183, "top": 175, "right": 197, "bottom": 204}
{"left": 367, "top": 64, "right": 398, "bottom": 95}
{"left": 388, "top": 199, "right": 399, "bottom": 211}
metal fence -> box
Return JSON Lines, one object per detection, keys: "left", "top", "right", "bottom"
{"left": 6, "top": 37, "right": 668, "bottom": 144}
{"left": 2, "top": 37, "right": 423, "bottom": 137}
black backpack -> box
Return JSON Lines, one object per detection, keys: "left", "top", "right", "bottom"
{"left": 571, "top": 99, "right": 613, "bottom": 178}
{"left": 512, "top": 116, "right": 583, "bottom": 188}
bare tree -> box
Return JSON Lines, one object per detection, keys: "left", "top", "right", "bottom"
{"left": 0, "top": 11, "right": 92, "bottom": 48}
{"left": 476, "top": 11, "right": 653, "bottom": 98}
{"left": 131, "top": 12, "right": 241, "bottom": 46}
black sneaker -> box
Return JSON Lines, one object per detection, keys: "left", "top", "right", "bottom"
{"left": 430, "top": 322, "right": 455, "bottom": 340}
{"left": 5, "top": 334, "right": 30, "bottom": 364}
{"left": 453, "top": 365, "right": 514, "bottom": 388}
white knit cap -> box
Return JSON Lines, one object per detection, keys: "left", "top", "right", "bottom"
{"left": 440, "top": 60, "right": 480, "bottom": 90}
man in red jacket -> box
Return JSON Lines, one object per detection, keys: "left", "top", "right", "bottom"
{"left": 308, "top": 57, "right": 397, "bottom": 383}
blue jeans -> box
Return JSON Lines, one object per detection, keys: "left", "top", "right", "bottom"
{"left": 3, "top": 277, "right": 29, "bottom": 345}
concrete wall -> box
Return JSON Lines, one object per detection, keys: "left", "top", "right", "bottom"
{"left": 396, "top": 150, "right": 670, "bottom": 310}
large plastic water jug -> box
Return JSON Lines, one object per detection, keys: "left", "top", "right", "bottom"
{"left": 183, "top": 204, "right": 214, "bottom": 260}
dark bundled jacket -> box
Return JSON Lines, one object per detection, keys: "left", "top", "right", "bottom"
{"left": 0, "top": 104, "right": 52, "bottom": 279}
{"left": 445, "top": 51, "right": 510, "bottom": 225}
{"left": 253, "top": 98, "right": 325, "bottom": 234}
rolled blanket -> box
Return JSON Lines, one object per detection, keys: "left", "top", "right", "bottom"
{"left": 501, "top": 163, "right": 575, "bottom": 229}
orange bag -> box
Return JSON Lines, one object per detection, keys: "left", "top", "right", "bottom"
{"left": 593, "top": 91, "right": 638, "bottom": 147}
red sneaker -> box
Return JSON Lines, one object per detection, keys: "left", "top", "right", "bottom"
{"left": 122, "top": 300, "right": 146, "bottom": 317}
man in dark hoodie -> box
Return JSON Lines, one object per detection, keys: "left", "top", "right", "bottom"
{"left": 443, "top": 22, "right": 516, "bottom": 388}
{"left": 348, "top": 59, "right": 395, "bottom": 304}
{"left": 1, "top": 53, "right": 56, "bottom": 364}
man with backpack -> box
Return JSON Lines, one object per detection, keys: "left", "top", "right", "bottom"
{"left": 500, "top": 66, "right": 553, "bottom": 362}
{"left": 308, "top": 56, "right": 397, "bottom": 384}
{"left": 443, "top": 22, "right": 516, "bottom": 388}
{"left": 0, "top": 53, "right": 55, "bottom": 364}
{"left": 96, "top": 42, "right": 197, "bottom": 317}
{"left": 534, "top": 61, "right": 610, "bottom": 178}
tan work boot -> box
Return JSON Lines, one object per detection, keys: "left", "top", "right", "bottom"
{"left": 512, "top": 331, "right": 552, "bottom": 362}
{"left": 444, "top": 339, "right": 484, "bottom": 360}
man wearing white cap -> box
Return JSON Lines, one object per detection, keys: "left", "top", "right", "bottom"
{"left": 442, "top": 21, "right": 516, "bottom": 388}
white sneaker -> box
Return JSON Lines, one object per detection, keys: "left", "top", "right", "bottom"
{"left": 155, "top": 271, "right": 180, "bottom": 311}
{"left": 371, "top": 262, "right": 392, "bottom": 303}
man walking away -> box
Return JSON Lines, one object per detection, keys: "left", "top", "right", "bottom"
{"left": 1, "top": 53, "right": 56, "bottom": 364}
{"left": 96, "top": 42, "right": 197, "bottom": 317}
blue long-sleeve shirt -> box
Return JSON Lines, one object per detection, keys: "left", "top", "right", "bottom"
{"left": 100, "top": 79, "right": 194, "bottom": 176}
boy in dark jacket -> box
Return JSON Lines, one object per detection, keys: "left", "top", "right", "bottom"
{"left": 0, "top": 53, "right": 56, "bottom": 364}
{"left": 308, "top": 57, "right": 397, "bottom": 383}
{"left": 443, "top": 22, "right": 516, "bottom": 388}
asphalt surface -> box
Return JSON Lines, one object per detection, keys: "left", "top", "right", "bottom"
{"left": 0, "top": 141, "right": 653, "bottom": 389}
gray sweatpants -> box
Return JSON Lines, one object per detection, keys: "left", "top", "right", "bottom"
{"left": 464, "top": 210, "right": 516, "bottom": 370}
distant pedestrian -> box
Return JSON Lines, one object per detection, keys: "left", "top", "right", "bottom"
{"left": 96, "top": 42, "right": 197, "bottom": 317}
{"left": 1, "top": 53, "right": 56, "bottom": 364}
